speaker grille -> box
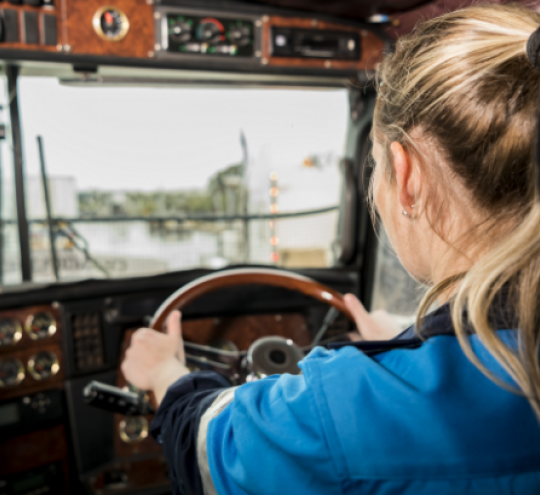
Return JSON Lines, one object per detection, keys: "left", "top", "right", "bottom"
{"left": 72, "top": 312, "right": 105, "bottom": 372}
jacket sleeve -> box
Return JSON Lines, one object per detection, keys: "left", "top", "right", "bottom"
{"left": 200, "top": 372, "right": 343, "bottom": 495}
{"left": 150, "top": 370, "right": 231, "bottom": 495}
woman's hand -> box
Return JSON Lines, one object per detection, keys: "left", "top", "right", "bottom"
{"left": 343, "top": 294, "right": 405, "bottom": 341}
{"left": 121, "top": 310, "right": 190, "bottom": 405}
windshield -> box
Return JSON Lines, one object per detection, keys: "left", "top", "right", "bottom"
{"left": 7, "top": 78, "right": 348, "bottom": 284}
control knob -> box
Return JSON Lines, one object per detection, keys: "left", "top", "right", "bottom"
{"left": 170, "top": 21, "right": 192, "bottom": 43}
{"left": 229, "top": 26, "right": 251, "bottom": 47}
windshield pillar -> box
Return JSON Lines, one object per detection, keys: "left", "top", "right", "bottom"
{"left": 7, "top": 66, "right": 32, "bottom": 282}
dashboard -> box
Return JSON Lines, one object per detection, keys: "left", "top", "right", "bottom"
{"left": 0, "top": 0, "right": 385, "bottom": 78}
{"left": 0, "top": 268, "right": 356, "bottom": 494}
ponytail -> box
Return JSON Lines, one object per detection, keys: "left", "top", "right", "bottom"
{"left": 375, "top": 4, "right": 540, "bottom": 419}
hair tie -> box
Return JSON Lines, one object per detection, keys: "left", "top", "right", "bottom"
{"left": 527, "top": 26, "right": 540, "bottom": 69}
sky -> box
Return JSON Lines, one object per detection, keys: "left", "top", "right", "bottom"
{"left": 9, "top": 78, "right": 348, "bottom": 213}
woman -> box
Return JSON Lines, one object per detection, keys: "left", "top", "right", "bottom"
{"left": 122, "top": 5, "right": 540, "bottom": 493}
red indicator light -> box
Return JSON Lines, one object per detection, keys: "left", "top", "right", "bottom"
{"left": 105, "top": 11, "right": 114, "bottom": 25}
{"left": 271, "top": 252, "right": 280, "bottom": 262}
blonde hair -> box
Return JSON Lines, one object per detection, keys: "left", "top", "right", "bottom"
{"left": 374, "top": 4, "right": 540, "bottom": 417}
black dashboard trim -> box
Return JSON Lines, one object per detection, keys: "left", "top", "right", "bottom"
{"left": 0, "top": 266, "right": 357, "bottom": 310}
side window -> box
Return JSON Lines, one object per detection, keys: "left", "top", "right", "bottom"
{"left": 370, "top": 228, "right": 425, "bottom": 317}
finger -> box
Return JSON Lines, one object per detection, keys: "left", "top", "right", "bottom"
{"left": 343, "top": 293, "right": 370, "bottom": 326}
{"left": 166, "top": 310, "right": 182, "bottom": 339}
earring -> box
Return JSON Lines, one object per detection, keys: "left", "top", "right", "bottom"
{"left": 402, "top": 204, "right": 415, "bottom": 220}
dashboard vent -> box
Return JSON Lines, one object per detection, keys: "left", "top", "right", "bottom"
{"left": 72, "top": 312, "right": 105, "bottom": 372}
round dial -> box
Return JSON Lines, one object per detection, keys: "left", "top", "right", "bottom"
{"left": 119, "top": 416, "right": 149, "bottom": 443}
{"left": 27, "top": 351, "right": 60, "bottom": 381}
{"left": 25, "top": 312, "right": 56, "bottom": 340}
{"left": 0, "top": 318, "right": 22, "bottom": 346}
{"left": 0, "top": 358, "right": 25, "bottom": 388}
{"left": 92, "top": 6, "right": 130, "bottom": 42}
{"left": 197, "top": 19, "right": 224, "bottom": 45}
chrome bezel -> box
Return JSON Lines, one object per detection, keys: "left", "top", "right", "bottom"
{"left": 0, "top": 358, "right": 25, "bottom": 388}
{"left": 25, "top": 312, "right": 57, "bottom": 340}
{"left": 27, "top": 351, "right": 60, "bottom": 381}
{"left": 0, "top": 318, "right": 22, "bottom": 346}
{"left": 119, "top": 416, "right": 149, "bottom": 444}
{"left": 92, "top": 6, "right": 130, "bottom": 42}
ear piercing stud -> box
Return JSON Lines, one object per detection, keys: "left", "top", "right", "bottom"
{"left": 402, "top": 205, "right": 415, "bottom": 220}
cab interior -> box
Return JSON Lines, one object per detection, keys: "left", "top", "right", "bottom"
{"left": 0, "top": 0, "right": 481, "bottom": 493}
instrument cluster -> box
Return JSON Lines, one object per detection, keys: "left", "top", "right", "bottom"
{"left": 0, "top": 305, "right": 62, "bottom": 397}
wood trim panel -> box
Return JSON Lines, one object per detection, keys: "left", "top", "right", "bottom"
{"left": 0, "top": 424, "right": 69, "bottom": 486}
{"left": 87, "top": 457, "right": 169, "bottom": 494}
{"left": 0, "top": 341, "right": 64, "bottom": 401}
{"left": 262, "top": 15, "right": 384, "bottom": 70}
{"left": 63, "top": 0, "right": 154, "bottom": 58}
{"left": 0, "top": 4, "right": 62, "bottom": 52}
{"left": 0, "top": 304, "right": 61, "bottom": 352}
{"left": 180, "top": 313, "right": 311, "bottom": 350}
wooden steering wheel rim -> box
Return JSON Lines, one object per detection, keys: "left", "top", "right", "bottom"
{"left": 150, "top": 268, "right": 354, "bottom": 331}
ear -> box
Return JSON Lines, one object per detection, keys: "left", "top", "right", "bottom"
{"left": 390, "top": 141, "right": 417, "bottom": 217}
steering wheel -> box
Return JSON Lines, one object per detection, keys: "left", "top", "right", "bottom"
{"left": 149, "top": 268, "right": 355, "bottom": 381}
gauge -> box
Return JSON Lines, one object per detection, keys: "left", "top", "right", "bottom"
{"left": 119, "top": 416, "right": 149, "bottom": 443}
{"left": 92, "top": 6, "right": 130, "bottom": 42}
{"left": 0, "top": 358, "right": 25, "bottom": 388}
{"left": 0, "top": 318, "right": 22, "bottom": 346}
{"left": 27, "top": 351, "right": 60, "bottom": 381}
{"left": 25, "top": 311, "right": 56, "bottom": 340}
{"left": 196, "top": 18, "right": 225, "bottom": 45}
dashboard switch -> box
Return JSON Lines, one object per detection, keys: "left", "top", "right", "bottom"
{"left": 42, "top": 13, "right": 57, "bottom": 45}
{"left": 3, "top": 9, "right": 19, "bottom": 43}
{"left": 23, "top": 11, "right": 39, "bottom": 44}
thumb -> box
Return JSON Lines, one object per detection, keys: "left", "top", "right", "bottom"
{"left": 166, "top": 310, "right": 182, "bottom": 340}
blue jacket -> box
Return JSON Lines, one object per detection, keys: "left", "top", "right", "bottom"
{"left": 151, "top": 306, "right": 540, "bottom": 495}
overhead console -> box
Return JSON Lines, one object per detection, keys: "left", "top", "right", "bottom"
{"left": 0, "top": 0, "right": 385, "bottom": 78}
